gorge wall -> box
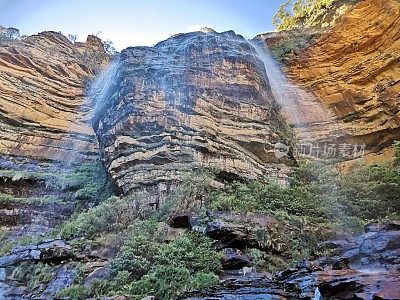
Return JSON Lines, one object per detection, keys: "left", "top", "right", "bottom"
{"left": 278, "top": 0, "right": 400, "bottom": 163}
{"left": 0, "top": 31, "right": 108, "bottom": 164}
{"left": 93, "top": 30, "right": 294, "bottom": 195}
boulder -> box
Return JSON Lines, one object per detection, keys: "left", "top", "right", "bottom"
{"left": 221, "top": 248, "right": 251, "bottom": 270}
{"left": 84, "top": 267, "right": 111, "bottom": 287}
{"left": 204, "top": 212, "right": 281, "bottom": 251}
{"left": 0, "top": 239, "right": 73, "bottom": 267}
{"left": 41, "top": 265, "right": 76, "bottom": 299}
{"left": 189, "top": 219, "right": 400, "bottom": 299}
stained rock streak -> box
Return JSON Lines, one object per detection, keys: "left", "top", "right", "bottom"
{"left": 94, "top": 31, "right": 294, "bottom": 194}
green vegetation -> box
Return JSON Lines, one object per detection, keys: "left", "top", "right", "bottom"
{"left": 273, "top": 0, "right": 336, "bottom": 31}
{"left": 268, "top": 29, "right": 317, "bottom": 63}
{"left": 55, "top": 146, "right": 400, "bottom": 296}
{"left": 157, "top": 168, "right": 215, "bottom": 220}
{"left": 5, "top": 142, "right": 400, "bottom": 299}
{"left": 208, "top": 158, "right": 400, "bottom": 233}
{"left": 0, "top": 27, "right": 20, "bottom": 43}
{"left": 268, "top": 0, "right": 350, "bottom": 62}
{"left": 0, "top": 193, "right": 59, "bottom": 205}
{"left": 0, "top": 227, "right": 13, "bottom": 256}
{"left": 59, "top": 220, "right": 221, "bottom": 300}
{"left": 205, "top": 154, "right": 400, "bottom": 269}
{"left": 11, "top": 262, "right": 55, "bottom": 292}
{"left": 60, "top": 193, "right": 151, "bottom": 240}
{"left": 124, "top": 229, "right": 220, "bottom": 299}
{"left": 58, "top": 285, "right": 90, "bottom": 300}
{"left": 47, "top": 161, "right": 114, "bottom": 205}
{"left": 0, "top": 161, "right": 114, "bottom": 206}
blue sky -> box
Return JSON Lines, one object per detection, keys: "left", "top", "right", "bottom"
{"left": 0, "top": 0, "right": 285, "bottom": 50}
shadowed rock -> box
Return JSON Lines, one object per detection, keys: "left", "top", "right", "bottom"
{"left": 0, "top": 239, "right": 73, "bottom": 267}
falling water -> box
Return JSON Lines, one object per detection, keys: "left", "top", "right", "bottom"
{"left": 87, "top": 60, "right": 119, "bottom": 126}
{"left": 54, "top": 60, "right": 119, "bottom": 170}
{"left": 248, "top": 39, "right": 335, "bottom": 142}
{"left": 248, "top": 40, "right": 304, "bottom": 127}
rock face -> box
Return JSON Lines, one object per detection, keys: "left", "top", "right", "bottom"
{"left": 94, "top": 31, "right": 294, "bottom": 195}
{"left": 185, "top": 222, "right": 400, "bottom": 300}
{"left": 0, "top": 31, "right": 108, "bottom": 162}
{"left": 285, "top": 0, "right": 400, "bottom": 160}
{"left": 0, "top": 239, "right": 73, "bottom": 268}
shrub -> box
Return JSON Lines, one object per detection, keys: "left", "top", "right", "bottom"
{"left": 129, "top": 266, "right": 218, "bottom": 300}
{"left": 130, "top": 265, "right": 192, "bottom": 299}
{"left": 158, "top": 168, "right": 215, "bottom": 220}
{"left": 0, "top": 227, "right": 13, "bottom": 256}
{"left": 109, "top": 219, "right": 160, "bottom": 278}
{"left": 48, "top": 161, "right": 114, "bottom": 205}
{"left": 335, "top": 163, "right": 400, "bottom": 220}
{"left": 156, "top": 232, "right": 221, "bottom": 274}
{"left": 60, "top": 194, "right": 148, "bottom": 240}
{"left": 11, "top": 262, "right": 55, "bottom": 292}
{"left": 58, "top": 285, "right": 90, "bottom": 300}
{"left": 109, "top": 227, "right": 221, "bottom": 300}
{"left": 208, "top": 180, "right": 326, "bottom": 222}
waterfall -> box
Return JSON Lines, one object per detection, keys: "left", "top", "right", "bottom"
{"left": 52, "top": 60, "right": 119, "bottom": 173}
{"left": 248, "top": 39, "right": 335, "bottom": 144}
{"left": 248, "top": 39, "right": 304, "bottom": 127}
{"left": 87, "top": 60, "right": 119, "bottom": 127}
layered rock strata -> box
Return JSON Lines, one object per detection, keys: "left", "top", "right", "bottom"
{"left": 0, "top": 31, "right": 108, "bottom": 162}
{"left": 94, "top": 31, "right": 294, "bottom": 194}
{"left": 284, "top": 0, "right": 400, "bottom": 159}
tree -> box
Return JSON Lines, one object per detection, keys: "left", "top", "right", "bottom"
{"left": 0, "top": 27, "right": 20, "bottom": 42}
{"left": 272, "top": 0, "right": 336, "bottom": 31}
{"left": 272, "top": 0, "right": 293, "bottom": 28}
{"left": 103, "top": 39, "right": 117, "bottom": 55}
{"left": 67, "top": 34, "right": 78, "bottom": 44}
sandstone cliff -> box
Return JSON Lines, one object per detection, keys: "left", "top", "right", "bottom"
{"left": 94, "top": 31, "right": 294, "bottom": 195}
{"left": 0, "top": 31, "right": 108, "bottom": 163}
{"left": 284, "top": 0, "right": 400, "bottom": 162}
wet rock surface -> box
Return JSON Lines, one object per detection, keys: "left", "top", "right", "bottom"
{"left": 184, "top": 222, "right": 400, "bottom": 300}
{"left": 94, "top": 30, "right": 294, "bottom": 195}
{"left": 284, "top": 0, "right": 400, "bottom": 162}
{"left": 184, "top": 274, "right": 289, "bottom": 300}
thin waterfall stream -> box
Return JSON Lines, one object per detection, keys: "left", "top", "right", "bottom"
{"left": 249, "top": 39, "right": 337, "bottom": 144}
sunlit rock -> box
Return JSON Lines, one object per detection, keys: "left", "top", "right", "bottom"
{"left": 93, "top": 30, "right": 295, "bottom": 195}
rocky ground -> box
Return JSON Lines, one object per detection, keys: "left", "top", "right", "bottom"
{"left": 0, "top": 212, "right": 399, "bottom": 299}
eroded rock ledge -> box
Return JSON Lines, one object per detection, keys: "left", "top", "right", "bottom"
{"left": 0, "top": 31, "right": 108, "bottom": 162}
{"left": 94, "top": 30, "right": 295, "bottom": 195}
{"left": 286, "top": 0, "right": 400, "bottom": 162}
